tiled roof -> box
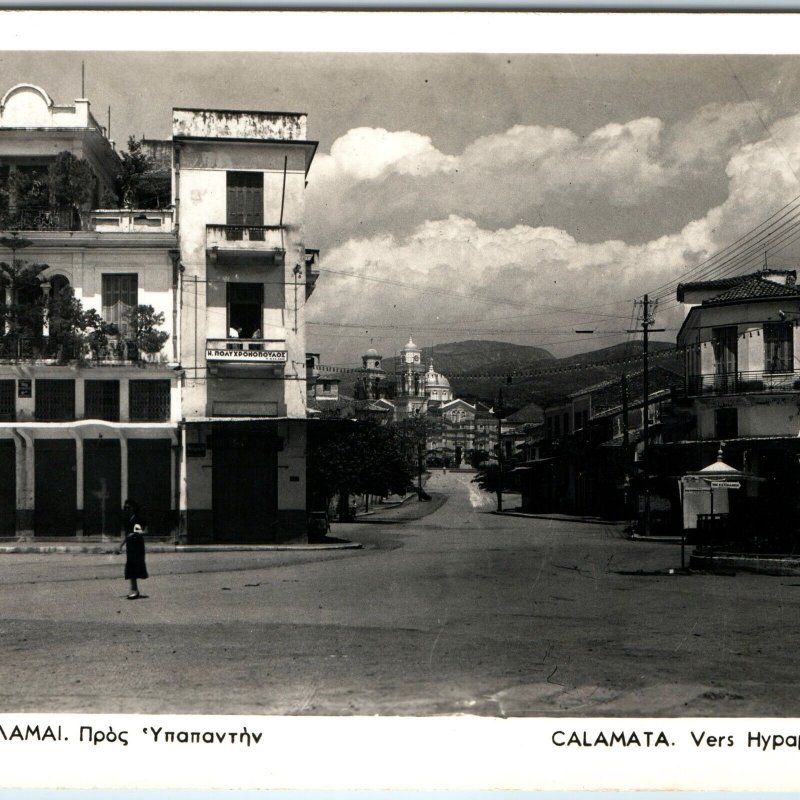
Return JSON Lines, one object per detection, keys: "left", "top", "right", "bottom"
{"left": 551, "top": 366, "right": 681, "bottom": 413}
{"left": 678, "top": 275, "right": 753, "bottom": 294}
{"left": 677, "top": 270, "right": 797, "bottom": 302}
{"left": 704, "top": 276, "right": 800, "bottom": 305}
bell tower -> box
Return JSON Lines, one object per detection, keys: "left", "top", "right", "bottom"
{"left": 357, "top": 346, "right": 388, "bottom": 400}
{"left": 397, "top": 336, "right": 427, "bottom": 418}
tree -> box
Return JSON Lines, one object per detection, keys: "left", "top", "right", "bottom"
{"left": 124, "top": 304, "right": 169, "bottom": 355}
{"left": 51, "top": 152, "right": 96, "bottom": 210}
{"left": 468, "top": 449, "right": 490, "bottom": 469}
{"left": 396, "top": 413, "right": 437, "bottom": 498}
{"left": 115, "top": 137, "right": 171, "bottom": 208}
{"left": 11, "top": 167, "right": 49, "bottom": 209}
{"left": 0, "top": 235, "right": 48, "bottom": 338}
{"left": 117, "top": 136, "right": 150, "bottom": 207}
{"left": 308, "top": 419, "right": 414, "bottom": 519}
{"left": 46, "top": 286, "right": 117, "bottom": 362}
{"left": 472, "top": 463, "right": 508, "bottom": 511}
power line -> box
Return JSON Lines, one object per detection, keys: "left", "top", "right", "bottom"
{"left": 307, "top": 320, "right": 667, "bottom": 336}
{"left": 306, "top": 342, "right": 687, "bottom": 381}
{"left": 649, "top": 194, "right": 800, "bottom": 301}
{"left": 318, "top": 266, "right": 634, "bottom": 321}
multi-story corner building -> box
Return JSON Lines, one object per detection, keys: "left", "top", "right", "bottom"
{"left": 1, "top": 84, "right": 320, "bottom": 544}
{"left": 0, "top": 83, "right": 180, "bottom": 539}
{"left": 175, "top": 107, "right": 318, "bottom": 543}
{"left": 669, "top": 269, "right": 800, "bottom": 534}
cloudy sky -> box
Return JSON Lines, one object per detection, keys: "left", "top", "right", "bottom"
{"left": 4, "top": 42, "right": 800, "bottom": 367}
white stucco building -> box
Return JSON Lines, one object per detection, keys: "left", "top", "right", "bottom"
{"left": 0, "top": 84, "right": 321, "bottom": 543}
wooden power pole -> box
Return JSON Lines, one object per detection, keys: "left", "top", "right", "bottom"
{"left": 627, "top": 294, "right": 665, "bottom": 536}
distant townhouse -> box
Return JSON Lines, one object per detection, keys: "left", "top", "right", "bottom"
{"left": 520, "top": 366, "right": 682, "bottom": 521}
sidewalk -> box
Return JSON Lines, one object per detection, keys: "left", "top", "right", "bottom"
{"left": 350, "top": 492, "right": 448, "bottom": 524}
{"left": 495, "top": 512, "right": 800, "bottom": 575}
{"left": 689, "top": 551, "right": 800, "bottom": 576}
{"left": 0, "top": 491, "right": 435, "bottom": 554}
{"left": 494, "top": 508, "right": 627, "bottom": 527}
{"left": 0, "top": 539, "right": 362, "bottom": 554}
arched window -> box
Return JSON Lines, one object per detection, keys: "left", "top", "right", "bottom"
{"left": 50, "top": 274, "right": 71, "bottom": 297}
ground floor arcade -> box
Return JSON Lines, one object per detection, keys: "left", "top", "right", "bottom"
{"left": 0, "top": 421, "right": 178, "bottom": 538}
{"left": 1, "top": 417, "right": 310, "bottom": 544}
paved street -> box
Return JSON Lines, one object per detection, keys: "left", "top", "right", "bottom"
{"left": 1, "top": 470, "right": 799, "bottom": 716}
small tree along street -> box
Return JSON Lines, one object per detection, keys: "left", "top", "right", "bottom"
{"left": 308, "top": 418, "right": 414, "bottom": 520}
{"left": 472, "top": 462, "right": 510, "bottom": 511}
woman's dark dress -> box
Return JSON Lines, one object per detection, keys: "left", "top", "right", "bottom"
{"left": 124, "top": 530, "right": 148, "bottom": 580}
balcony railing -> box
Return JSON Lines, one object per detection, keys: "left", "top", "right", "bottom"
{"left": 206, "top": 225, "right": 286, "bottom": 266}
{"left": 87, "top": 208, "right": 174, "bottom": 233}
{"left": 0, "top": 206, "right": 81, "bottom": 232}
{"left": 0, "top": 335, "right": 140, "bottom": 364}
{"left": 685, "top": 370, "right": 800, "bottom": 396}
{"left": 206, "top": 338, "right": 287, "bottom": 364}
{"left": 1, "top": 206, "right": 175, "bottom": 234}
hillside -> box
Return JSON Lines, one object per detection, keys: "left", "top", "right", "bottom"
{"left": 439, "top": 340, "right": 680, "bottom": 413}
{"left": 338, "top": 339, "right": 554, "bottom": 399}
{"left": 335, "top": 339, "right": 681, "bottom": 416}
{"left": 404, "top": 339, "right": 556, "bottom": 375}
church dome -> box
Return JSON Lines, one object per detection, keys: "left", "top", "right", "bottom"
{"left": 425, "top": 360, "right": 453, "bottom": 401}
{"left": 364, "top": 347, "right": 380, "bottom": 358}
{"left": 426, "top": 366, "right": 451, "bottom": 389}
{"left": 403, "top": 336, "right": 420, "bottom": 352}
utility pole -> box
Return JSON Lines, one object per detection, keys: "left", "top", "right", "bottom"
{"left": 496, "top": 388, "right": 505, "bottom": 512}
{"left": 620, "top": 372, "right": 630, "bottom": 450}
{"left": 417, "top": 413, "right": 424, "bottom": 499}
{"left": 627, "top": 294, "right": 665, "bottom": 536}
{"left": 620, "top": 372, "right": 631, "bottom": 518}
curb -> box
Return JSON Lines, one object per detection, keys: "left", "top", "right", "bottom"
{"left": 492, "top": 510, "right": 625, "bottom": 526}
{"left": 690, "top": 552, "right": 800, "bottom": 576}
{"left": 0, "top": 541, "right": 362, "bottom": 555}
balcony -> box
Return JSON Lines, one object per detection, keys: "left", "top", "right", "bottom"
{"left": 305, "top": 248, "right": 320, "bottom": 299}
{"left": 685, "top": 370, "right": 800, "bottom": 397}
{"left": 206, "top": 224, "right": 286, "bottom": 267}
{"left": 0, "top": 335, "right": 140, "bottom": 364}
{"left": 0, "top": 206, "right": 81, "bottom": 232}
{"left": 0, "top": 206, "right": 174, "bottom": 234}
{"left": 87, "top": 208, "right": 174, "bottom": 233}
{"left": 206, "top": 338, "right": 287, "bottom": 364}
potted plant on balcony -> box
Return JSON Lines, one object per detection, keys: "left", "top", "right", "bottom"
{"left": 46, "top": 287, "right": 117, "bottom": 365}
{"left": 125, "top": 304, "right": 169, "bottom": 364}
{"left": 51, "top": 152, "right": 96, "bottom": 230}
{"left": 5, "top": 153, "right": 96, "bottom": 231}
{"left": 113, "top": 137, "right": 171, "bottom": 209}
{"left": 0, "top": 237, "right": 48, "bottom": 357}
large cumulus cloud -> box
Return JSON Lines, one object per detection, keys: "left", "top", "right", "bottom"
{"left": 305, "top": 102, "right": 800, "bottom": 366}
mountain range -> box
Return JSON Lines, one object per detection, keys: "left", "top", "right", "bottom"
{"left": 394, "top": 339, "right": 681, "bottom": 418}
{"left": 334, "top": 339, "right": 681, "bottom": 419}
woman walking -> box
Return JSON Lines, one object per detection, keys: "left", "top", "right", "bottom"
{"left": 120, "top": 500, "right": 148, "bottom": 599}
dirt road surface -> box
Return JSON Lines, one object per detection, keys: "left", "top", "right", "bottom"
{"left": 1, "top": 470, "right": 798, "bottom": 716}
